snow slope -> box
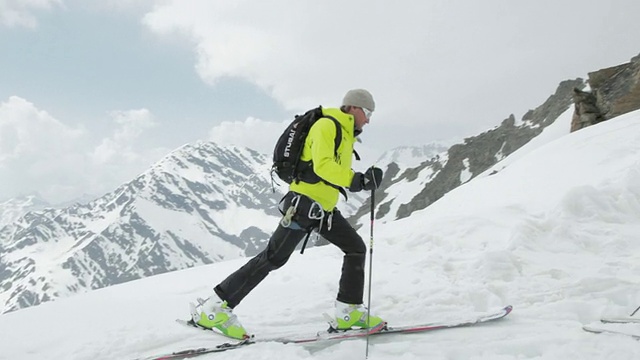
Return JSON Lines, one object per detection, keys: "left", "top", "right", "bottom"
{"left": 1, "top": 110, "right": 640, "bottom": 359}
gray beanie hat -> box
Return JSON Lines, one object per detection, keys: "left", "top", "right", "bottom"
{"left": 342, "top": 89, "right": 375, "bottom": 112}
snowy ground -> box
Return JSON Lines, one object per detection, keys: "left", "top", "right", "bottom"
{"left": 2, "top": 110, "right": 640, "bottom": 359}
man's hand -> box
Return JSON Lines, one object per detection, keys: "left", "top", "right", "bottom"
{"left": 349, "top": 166, "right": 383, "bottom": 192}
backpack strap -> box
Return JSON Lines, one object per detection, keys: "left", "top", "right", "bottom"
{"left": 322, "top": 115, "right": 342, "bottom": 158}
{"left": 297, "top": 115, "right": 349, "bottom": 200}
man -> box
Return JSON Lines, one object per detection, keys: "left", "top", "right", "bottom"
{"left": 191, "top": 89, "right": 384, "bottom": 339}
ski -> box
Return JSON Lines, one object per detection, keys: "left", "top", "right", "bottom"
{"left": 582, "top": 316, "right": 640, "bottom": 339}
{"left": 177, "top": 304, "right": 512, "bottom": 341}
{"left": 175, "top": 317, "right": 388, "bottom": 344}
{"left": 136, "top": 339, "right": 254, "bottom": 360}
{"left": 374, "top": 304, "right": 512, "bottom": 336}
{"left": 137, "top": 322, "right": 386, "bottom": 360}
{"left": 600, "top": 317, "right": 640, "bottom": 324}
{"left": 138, "top": 305, "right": 512, "bottom": 359}
{"left": 582, "top": 325, "right": 640, "bottom": 340}
{"left": 175, "top": 318, "right": 254, "bottom": 340}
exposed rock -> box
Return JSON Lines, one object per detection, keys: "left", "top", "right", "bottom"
{"left": 571, "top": 88, "right": 603, "bottom": 132}
{"left": 348, "top": 78, "right": 585, "bottom": 223}
{"left": 572, "top": 53, "right": 640, "bottom": 132}
{"left": 395, "top": 79, "right": 583, "bottom": 219}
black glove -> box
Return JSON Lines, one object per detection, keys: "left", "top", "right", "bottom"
{"left": 349, "top": 166, "right": 383, "bottom": 192}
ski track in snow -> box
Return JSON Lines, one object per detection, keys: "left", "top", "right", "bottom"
{"left": 2, "top": 110, "right": 640, "bottom": 359}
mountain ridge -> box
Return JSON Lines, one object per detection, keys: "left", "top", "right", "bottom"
{"left": 0, "top": 141, "right": 285, "bottom": 313}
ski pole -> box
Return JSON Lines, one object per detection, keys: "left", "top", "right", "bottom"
{"left": 365, "top": 185, "right": 376, "bottom": 359}
{"left": 630, "top": 305, "right": 640, "bottom": 317}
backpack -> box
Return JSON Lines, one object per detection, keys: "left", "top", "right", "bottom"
{"left": 271, "top": 106, "right": 342, "bottom": 185}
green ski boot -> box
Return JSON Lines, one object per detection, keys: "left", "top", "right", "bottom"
{"left": 335, "top": 300, "right": 385, "bottom": 329}
{"left": 191, "top": 296, "right": 248, "bottom": 340}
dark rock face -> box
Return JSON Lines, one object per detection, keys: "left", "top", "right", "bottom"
{"left": 350, "top": 54, "right": 640, "bottom": 227}
{"left": 571, "top": 88, "right": 603, "bottom": 131}
{"left": 348, "top": 78, "right": 584, "bottom": 224}
{"left": 572, "top": 53, "right": 640, "bottom": 132}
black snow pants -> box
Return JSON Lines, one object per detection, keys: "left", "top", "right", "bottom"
{"left": 214, "top": 191, "right": 366, "bottom": 308}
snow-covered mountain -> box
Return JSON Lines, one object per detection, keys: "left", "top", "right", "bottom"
{"left": 349, "top": 79, "right": 584, "bottom": 225}
{"left": 0, "top": 142, "right": 286, "bottom": 314}
{"left": 0, "top": 194, "right": 51, "bottom": 228}
{"left": 376, "top": 142, "right": 451, "bottom": 169}
{"left": 0, "top": 194, "right": 96, "bottom": 228}
{"left": 2, "top": 109, "right": 640, "bottom": 360}
{"left": 54, "top": 193, "right": 99, "bottom": 208}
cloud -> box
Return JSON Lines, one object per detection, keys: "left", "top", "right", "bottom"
{"left": 142, "top": 0, "right": 640, "bottom": 147}
{"left": 0, "top": 0, "right": 61, "bottom": 28}
{"left": 0, "top": 96, "right": 84, "bottom": 164}
{"left": 0, "top": 96, "right": 86, "bottom": 201}
{"left": 142, "top": 1, "right": 402, "bottom": 111}
{"left": 92, "top": 109, "right": 157, "bottom": 164}
{"left": 208, "top": 117, "right": 287, "bottom": 155}
{"left": 80, "top": 0, "right": 156, "bottom": 13}
{"left": 0, "top": 97, "right": 165, "bottom": 203}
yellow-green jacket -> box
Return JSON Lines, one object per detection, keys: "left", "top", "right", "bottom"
{"left": 289, "top": 107, "right": 357, "bottom": 211}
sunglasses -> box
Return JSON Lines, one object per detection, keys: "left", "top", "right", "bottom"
{"left": 361, "top": 107, "right": 373, "bottom": 120}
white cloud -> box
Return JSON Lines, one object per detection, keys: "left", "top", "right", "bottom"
{"left": 142, "top": 1, "right": 398, "bottom": 111}
{"left": 0, "top": 96, "right": 84, "bottom": 164}
{"left": 208, "top": 117, "right": 287, "bottom": 156}
{"left": 0, "top": 96, "right": 86, "bottom": 202}
{"left": 80, "top": 0, "right": 156, "bottom": 13}
{"left": 0, "top": 97, "right": 165, "bottom": 203}
{"left": 92, "top": 109, "right": 157, "bottom": 164}
{"left": 141, "top": 0, "right": 640, "bottom": 147}
{"left": 0, "top": 0, "right": 61, "bottom": 28}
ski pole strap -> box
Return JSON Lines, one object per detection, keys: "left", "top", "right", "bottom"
{"left": 300, "top": 230, "right": 312, "bottom": 254}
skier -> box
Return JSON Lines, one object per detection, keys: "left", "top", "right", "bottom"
{"left": 191, "top": 89, "right": 384, "bottom": 339}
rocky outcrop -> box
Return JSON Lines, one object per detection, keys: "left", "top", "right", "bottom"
{"left": 348, "top": 78, "right": 585, "bottom": 223}
{"left": 396, "top": 79, "right": 582, "bottom": 219}
{"left": 571, "top": 53, "right": 640, "bottom": 132}
{"left": 571, "top": 88, "right": 603, "bottom": 131}
{"left": 351, "top": 53, "right": 640, "bottom": 225}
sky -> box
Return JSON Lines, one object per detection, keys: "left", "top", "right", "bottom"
{"left": 1, "top": 0, "right": 640, "bottom": 204}
{"left": 1, "top": 108, "right": 640, "bottom": 360}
